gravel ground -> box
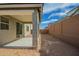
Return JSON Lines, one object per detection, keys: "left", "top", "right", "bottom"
{"left": 40, "top": 34, "right": 79, "bottom": 56}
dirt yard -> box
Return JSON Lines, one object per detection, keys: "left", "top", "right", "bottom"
{"left": 0, "top": 34, "right": 79, "bottom": 56}
{"left": 0, "top": 48, "right": 39, "bottom": 56}
{"left": 40, "top": 34, "right": 79, "bottom": 56}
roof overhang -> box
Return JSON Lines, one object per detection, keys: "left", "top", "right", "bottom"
{"left": 0, "top": 3, "right": 43, "bottom": 23}
{"left": 0, "top": 3, "right": 42, "bottom": 9}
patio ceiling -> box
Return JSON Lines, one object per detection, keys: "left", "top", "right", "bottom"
{"left": 0, "top": 10, "right": 33, "bottom": 15}
{"left": 11, "top": 15, "right": 32, "bottom": 22}
{"left": 0, "top": 10, "right": 33, "bottom": 22}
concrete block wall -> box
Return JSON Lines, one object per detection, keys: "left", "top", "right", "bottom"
{"left": 48, "top": 24, "right": 54, "bottom": 35}
{"left": 48, "top": 15, "right": 79, "bottom": 48}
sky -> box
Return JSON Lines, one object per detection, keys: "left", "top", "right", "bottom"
{"left": 40, "top": 3, "right": 79, "bottom": 29}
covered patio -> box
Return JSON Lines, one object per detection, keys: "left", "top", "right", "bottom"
{"left": 0, "top": 4, "right": 42, "bottom": 48}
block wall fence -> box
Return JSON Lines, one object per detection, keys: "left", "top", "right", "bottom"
{"left": 48, "top": 15, "right": 79, "bottom": 48}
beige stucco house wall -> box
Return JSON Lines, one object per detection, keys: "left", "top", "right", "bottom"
{"left": 0, "top": 16, "right": 23, "bottom": 45}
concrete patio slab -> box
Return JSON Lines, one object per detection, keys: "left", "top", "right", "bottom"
{"left": 4, "top": 37, "right": 33, "bottom": 47}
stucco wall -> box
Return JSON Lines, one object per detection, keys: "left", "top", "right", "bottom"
{"left": 48, "top": 15, "right": 79, "bottom": 48}
{"left": 0, "top": 16, "right": 23, "bottom": 45}
{"left": 61, "top": 15, "right": 79, "bottom": 47}
{"left": 54, "top": 22, "right": 62, "bottom": 38}
{"left": 48, "top": 24, "right": 54, "bottom": 35}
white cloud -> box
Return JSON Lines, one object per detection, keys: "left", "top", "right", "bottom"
{"left": 46, "top": 3, "right": 77, "bottom": 19}
{"left": 59, "top": 13, "right": 66, "bottom": 15}
{"left": 41, "top": 19, "right": 58, "bottom": 24}
{"left": 43, "top": 3, "right": 75, "bottom": 14}
{"left": 48, "top": 13, "right": 66, "bottom": 19}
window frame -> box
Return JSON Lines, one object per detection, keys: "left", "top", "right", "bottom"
{"left": 0, "top": 16, "right": 9, "bottom": 30}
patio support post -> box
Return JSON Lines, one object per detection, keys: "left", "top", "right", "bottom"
{"left": 32, "top": 9, "right": 39, "bottom": 48}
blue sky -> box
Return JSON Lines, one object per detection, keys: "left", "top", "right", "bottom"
{"left": 40, "top": 3, "right": 79, "bottom": 29}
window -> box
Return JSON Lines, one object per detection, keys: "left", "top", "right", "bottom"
{"left": 16, "top": 22, "right": 22, "bottom": 35}
{"left": 26, "top": 26, "right": 29, "bottom": 31}
{"left": 0, "top": 16, "right": 9, "bottom": 30}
